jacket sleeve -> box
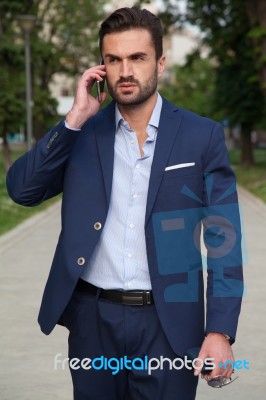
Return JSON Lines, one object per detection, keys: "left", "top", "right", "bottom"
{"left": 6, "top": 120, "right": 80, "bottom": 206}
{"left": 202, "top": 122, "right": 244, "bottom": 342}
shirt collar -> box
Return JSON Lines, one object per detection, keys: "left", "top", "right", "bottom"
{"left": 115, "top": 92, "right": 162, "bottom": 133}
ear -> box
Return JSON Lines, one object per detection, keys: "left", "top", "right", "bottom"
{"left": 157, "top": 55, "right": 166, "bottom": 78}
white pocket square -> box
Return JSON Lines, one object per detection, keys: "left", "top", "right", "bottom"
{"left": 165, "top": 162, "right": 195, "bottom": 171}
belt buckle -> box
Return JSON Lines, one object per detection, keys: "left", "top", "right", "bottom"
{"left": 122, "top": 294, "right": 144, "bottom": 306}
{"left": 145, "top": 291, "right": 152, "bottom": 305}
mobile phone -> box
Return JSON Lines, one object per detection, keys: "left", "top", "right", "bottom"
{"left": 96, "top": 57, "right": 105, "bottom": 102}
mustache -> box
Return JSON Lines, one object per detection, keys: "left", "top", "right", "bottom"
{"left": 116, "top": 77, "right": 139, "bottom": 85}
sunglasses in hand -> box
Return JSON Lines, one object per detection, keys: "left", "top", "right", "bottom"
{"left": 206, "top": 374, "right": 239, "bottom": 388}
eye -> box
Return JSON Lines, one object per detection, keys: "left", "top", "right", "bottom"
{"left": 108, "top": 57, "right": 119, "bottom": 64}
{"left": 131, "top": 54, "right": 145, "bottom": 61}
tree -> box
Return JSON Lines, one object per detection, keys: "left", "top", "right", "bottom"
{"left": 0, "top": 1, "right": 28, "bottom": 170}
{"left": 25, "top": 0, "right": 107, "bottom": 139}
{"left": 160, "top": 51, "right": 217, "bottom": 119}
{"left": 245, "top": 0, "right": 266, "bottom": 95}
{"left": 0, "top": 0, "right": 106, "bottom": 170}
{"left": 161, "top": 0, "right": 265, "bottom": 166}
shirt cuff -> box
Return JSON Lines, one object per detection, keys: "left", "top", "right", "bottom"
{"left": 64, "top": 120, "right": 81, "bottom": 131}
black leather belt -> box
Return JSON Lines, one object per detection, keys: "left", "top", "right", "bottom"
{"left": 77, "top": 279, "right": 154, "bottom": 306}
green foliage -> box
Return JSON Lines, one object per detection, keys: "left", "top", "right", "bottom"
{"left": 0, "top": 44, "right": 25, "bottom": 134}
{"left": 182, "top": 0, "right": 265, "bottom": 126}
{"left": 229, "top": 148, "right": 266, "bottom": 202}
{"left": 0, "top": 0, "right": 106, "bottom": 141}
{"left": 34, "top": 0, "right": 106, "bottom": 76}
{"left": 248, "top": 27, "right": 266, "bottom": 39}
{"left": 0, "top": 1, "right": 26, "bottom": 136}
{"left": 215, "top": 53, "right": 264, "bottom": 127}
{"left": 160, "top": 52, "right": 218, "bottom": 119}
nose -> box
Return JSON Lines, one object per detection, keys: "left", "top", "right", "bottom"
{"left": 120, "top": 59, "right": 133, "bottom": 78}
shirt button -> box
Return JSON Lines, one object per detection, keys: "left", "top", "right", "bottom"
{"left": 130, "top": 140, "right": 134, "bottom": 144}
{"left": 129, "top": 223, "right": 135, "bottom": 229}
{"left": 135, "top": 164, "right": 140, "bottom": 169}
{"left": 127, "top": 253, "right": 132, "bottom": 258}
{"left": 77, "top": 257, "right": 86, "bottom": 266}
{"left": 94, "top": 222, "right": 102, "bottom": 230}
{"left": 133, "top": 194, "right": 138, "bottom": 199}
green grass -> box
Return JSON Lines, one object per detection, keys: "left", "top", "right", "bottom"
{"left": 0, "top": 147, "right": 59, "bottom": 236}
{"left": 229, "top": 148, "right": 266, "bottom": 202}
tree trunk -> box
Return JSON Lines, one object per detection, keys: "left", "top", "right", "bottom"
{"left": 245, "top": 0, "right": 266, "bottom": 95}
{"left": 2, "top": 132, "right": 12, "bottom": 172}
{"left": 240, "top": 123, "right": 254, "bottom": 166}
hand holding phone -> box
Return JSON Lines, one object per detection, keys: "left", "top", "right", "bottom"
{"left": 66, "top": 63, "right": 106, "bottom": 129}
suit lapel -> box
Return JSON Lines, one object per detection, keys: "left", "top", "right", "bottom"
{"left": 95, "top": 102, "right": 116, "bottom": 204}
{"left": 95, "top": 99, "right": 183, "bottom": 218}
{"left": 145, "top": 99, "right": 183, "bottom": 225}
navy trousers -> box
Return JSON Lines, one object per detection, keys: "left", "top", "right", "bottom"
{"left": 61, "top": 284, "right": 198, "bottom": 400}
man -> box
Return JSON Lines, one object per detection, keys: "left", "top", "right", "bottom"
{"left": 6, "top": 7, "right": 243, "bottom": 400}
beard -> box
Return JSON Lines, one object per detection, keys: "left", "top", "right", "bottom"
{"left": 107, "top": 67, "right": 158, "bottom": 106}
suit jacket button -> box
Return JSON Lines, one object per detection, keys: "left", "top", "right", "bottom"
{"left": 94, "top": 222, "right": 102, "bottom": 230}
{"left": 77, "top": 257, "right": 85, "bottom": 266}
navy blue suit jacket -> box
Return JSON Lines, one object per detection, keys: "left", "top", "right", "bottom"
{"left": 6, "top": 98, "right": 243, "bottom": 356}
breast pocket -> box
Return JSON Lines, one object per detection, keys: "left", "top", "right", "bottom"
{"left": 156, "top": 169, "right": 203, "bottom": 212}
{"left": 163, "top": 166, "right": 198, "bottom": 181}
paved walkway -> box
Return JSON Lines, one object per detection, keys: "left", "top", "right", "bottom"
{"left": 0, "top": 186, "right": 265, "bottom": 399}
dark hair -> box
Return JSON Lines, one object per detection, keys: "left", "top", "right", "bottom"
{"left": 99, "top": 7, "right": 163, "bottom": 60}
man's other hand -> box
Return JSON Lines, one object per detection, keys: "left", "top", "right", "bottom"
{"left": 194, "top": 332, "right": 234, "bottom": 381}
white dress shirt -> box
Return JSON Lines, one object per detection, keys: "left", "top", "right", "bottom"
{"left": 81, "top": 94, "right": 162, "bottom": 290}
